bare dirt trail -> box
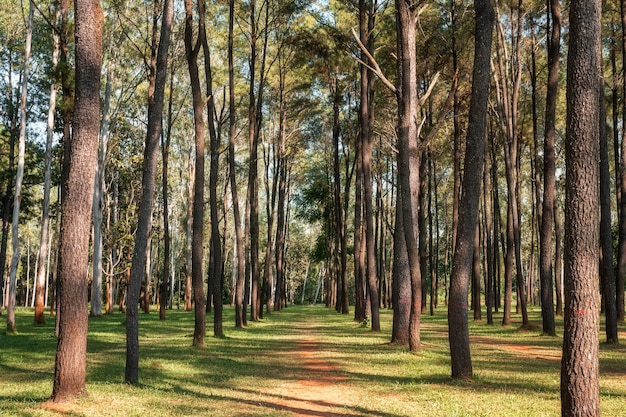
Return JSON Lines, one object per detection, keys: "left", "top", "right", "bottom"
{"left": 265, "top": 323, "right": 366, "bottom": 417}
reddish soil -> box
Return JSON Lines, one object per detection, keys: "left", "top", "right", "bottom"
{"left": 269, "top": 330, "right": 359, "bottom": 417}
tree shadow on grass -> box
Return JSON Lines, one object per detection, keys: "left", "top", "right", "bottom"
{"left": 164, "top": 383, "right": 406, "bottom": 417}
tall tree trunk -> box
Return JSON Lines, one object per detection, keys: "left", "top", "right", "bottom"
{"left": 392, "top": 191, "right": 410, "bottom": 344}
{"left": 483, "top": 143, "right": 494, "bottom": 325}
{"left": 51, "top": 0, "right": 102, "bottom": 400}
{"left": 159, "top": 61, "right": 176, "bottom": 321}
{"left": 539, "top": 0, "right": 560, "bottom": 337}
{"left": 396, "top": 0, "right": 421, "bottom": 348}
{"left": 362, "top": 0, "right": 380, "bottom": 330}
{"left": 35, "top": 6, "right": 61, "bottom": 325}
{"left": 184, "top": 147, "right": 193, "bottom": 312}
{"left": 126, "top": 0, "right": 174, "bottom": 383}
{"left": 600, "top": 87, "right": 619, "bottom": 344}
{"left": 7, "top": 0, "right": 33, "bottom": 333}
{"left": 331, "top": 76, "right": 348, "bottom": 315}
{"left": 419, "top": 152, "right": 428, "bottom": 315}
{"left": 184, "top": 0, "right": 207, "bottom": 346}
{"left": 274, "top": 58, "right": 288, "bottom": 312}
{"left": 472, "top": 222, "right": 481, "bottom": 320}
{"left": 618, "top": 0, "right": 626, "bottom": 323}
{"left": 0, "top": 58, "right": 16, "bottom": 315}
{"left": 201, "top": 2, "right": 223, "bottom": 338}
{"left": 554, "top": 198, "right": 563, "bottom": 316}
{"left": 248, "top": 0, "right": 260, "bottom": 322}
{"left": 228, "top": 0, "right": 246, "bottom": 328}
{"left": 91, "top": 65, "right": 113, "bottom": 318}
{"left": 561, "top": 1, "right": 601, "bottom": 414}
{"left": 448, "top": 0, "right": 494, "bottom": 379}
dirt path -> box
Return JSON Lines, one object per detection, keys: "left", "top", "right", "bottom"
{"left": 267, "top": 325, "right": 362, "bottom": 417}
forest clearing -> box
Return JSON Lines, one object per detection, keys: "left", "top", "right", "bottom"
{"left": 2, "top": 306, "right": 625, "bottom": 416}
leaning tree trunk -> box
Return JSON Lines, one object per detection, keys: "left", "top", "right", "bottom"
{"left": 561, "top": 1, "right": 602, "bottom": 415}
{"left": 7, "top": 0, "right": 33, "bottom": 333}
{"left": 448, "top": 0, "right": 494, "bottom": 380}
{"left": 125, "top": 0, "right": 174, "bottom": 384}
{"left": 51, "top": 0, "right": 102, "bottom": 401}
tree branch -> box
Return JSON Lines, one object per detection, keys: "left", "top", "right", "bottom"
{"left": 351, "top": 27, "right": 396, "bottom": 94}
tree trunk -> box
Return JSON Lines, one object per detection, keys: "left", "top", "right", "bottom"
{"left": 228, "top": 0, "right": 246, "bottom": 328}
{"left": 246, "top": 0, "right": 266, "bottom": 322}
{"left": 91, "top": 66, "right": 113, "bottom": 318}
{"left": 618, "top": 0, "right": 626, "bottom": 323}
{"left": 561, "top": 1, "right": 601, "bottom": 414}
{"left": 392, "top": 191, "right": 410, "bottom": 345}
{"left": 201, "top": 2, "right": 223, "bottom": 338}
{"left": 448, "top": 0, "right": 494, "bottom": 379}
{"left": 396, "top": 0, "right": 421, "bottom": 349}
{"left": 600, "top": 86, "right": 619, "bottom": 344}
{"left": 0, "top": 58, "right": 16, "bottom": 315}
{"left": 184, "top": 0, "right": 207, "bottom": 347}
{"left": 51, "top": 0, "right": 102, "bottom": 400}
{"left": 7, "top": 0, "right": 33, "bottom": 333}
{"left": 35, "top": 6, "right": 61, "bottom": 325}
{"left": 472, "top": 222, "right": 481, "bottom": 321}
{"left": 539, "top": 0, "right": 560, "bottom": 337}
{"left": 184, "top": 148, "right": 193, "bottom": 312}
{"left": 160, "top": 62, "right": 176, "bottom": 321}
{"left": 126, "top": 0, "right": 174, "bottom": 383}
{"left": 483, "top": 143, "right": 494, "bottom": 325}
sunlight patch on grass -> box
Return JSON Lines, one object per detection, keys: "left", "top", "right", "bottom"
{"left": 1, "top": 305, "right": 624, "bottom": 416}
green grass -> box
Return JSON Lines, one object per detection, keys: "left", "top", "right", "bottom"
{"left": 0, "top": 305, "right": 624, "bottom": 416}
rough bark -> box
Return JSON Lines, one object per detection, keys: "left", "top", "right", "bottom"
{"left": 51, "top": 0, "right": 102, "bottom": 401}
{"left": 561, "top": 0, "right": 601, "bottom": 414}
{"left": 184, "top": 0, "right": 207, "bottom": 346}
{"left": 600, "top": 87, "right": 619, "bottom": 344}
{"left": 228, "top": 0, "right": 246, "bottom": 328}
{"left": 448, "top": 0, "right": 493, "bottom": 379}
{"left": 618, "top": 0, "right": 626, "bottom": 323}
{"left": 539, "top": 0, "right": 560, "bottom": 337}
{"left": 200, "top": 0, "right": 223, "bottom": 338}
{"left": 391, "top": 191, "right": 410, "bottom": 344}
{"left": 396, "top": 0, "right": 421, "bottom": 349}
{"left": 126, "top": 0, "right": 174, "bottom": 383}
{"left": 247, "top": 0, "right": 261, "bottom": 322}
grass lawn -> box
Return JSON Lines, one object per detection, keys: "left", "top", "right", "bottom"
{"left": 0, "top": 305, "right": 624, "bottom": 416}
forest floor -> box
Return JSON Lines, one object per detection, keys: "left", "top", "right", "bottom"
{"left": 1, "top": 305, "right": 625, "bottom": 416}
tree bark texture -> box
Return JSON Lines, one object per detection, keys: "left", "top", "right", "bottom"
{"left": 51, "top": 0, "right": 102, "bottom": 401}
{"left": 125, "top": 0, "right": 174, "bottom": 383}
{"left": 448, "top": 0, "right": 493, "bottom": 379}
{"left": 395, "top": 0, "right": 421, "bottom": 349}
{"left": 618, "top": 0, "right": 626, "bottom": 323}
{"left": 184, "top": 0, "right": 207, "bottom": 346}
{"left": 539, "top": 0, "right": 560, "bottom": 337}
{"left": 561, "top": 0, "right": 601, "bottom": 414}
